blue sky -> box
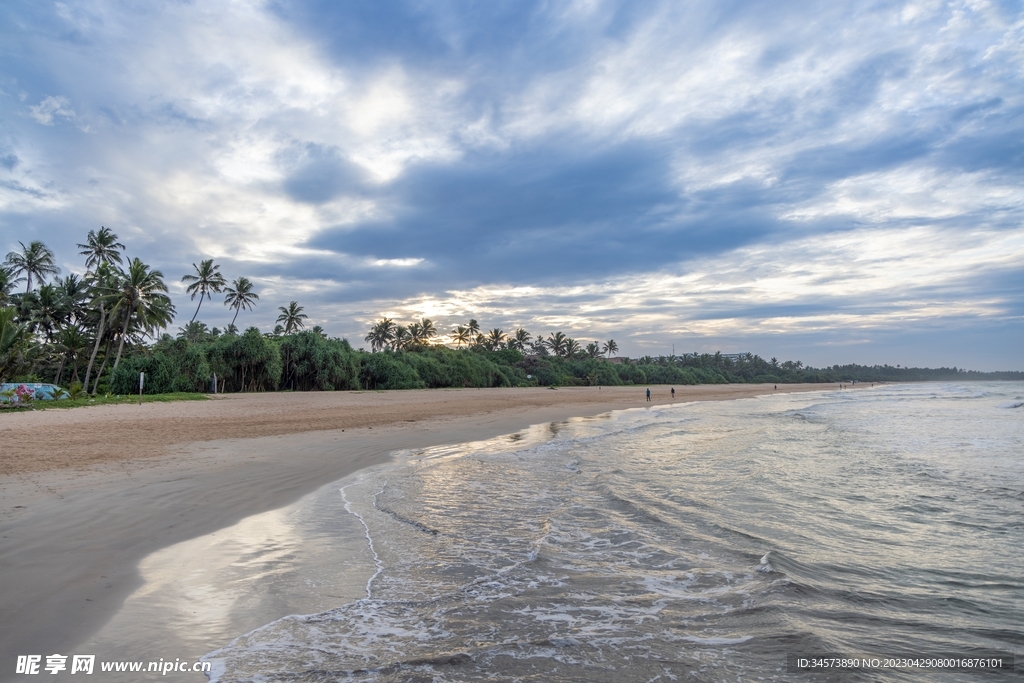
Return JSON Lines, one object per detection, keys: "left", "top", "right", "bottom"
{"left": 2, "top": 0, "right": 1022, "bottom": 369}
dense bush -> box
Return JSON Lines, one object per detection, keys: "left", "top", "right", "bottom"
{"left": 279, "top": 332, "right": 359, "bottom": 391}
{"left": 110, "top": 353, "right": 178, "bottom": 394}
{"left": 359, "top": 352, "right": 426, "bottom": 390}
{"left": 206, "top": 328, "right": 282, "bottom": 392}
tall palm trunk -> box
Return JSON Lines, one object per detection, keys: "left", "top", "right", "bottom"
{"left": 83, "top": 303, "right": 107, "bottom": 393}
{"left": 191, "top": 298, "right": 203, "bottom": 323}
{"left": 92, "top": 339, "right": 112, "bottom": 394}
{"left": 112, "top": 303, "right": 135, "bottom": 371}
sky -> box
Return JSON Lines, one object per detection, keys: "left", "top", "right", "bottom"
{"left": 1, "top": 0, "right": 1022, "bottom": 370}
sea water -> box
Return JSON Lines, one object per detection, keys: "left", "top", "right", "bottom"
{"left": 204, "top": 383, "right": 1023, "bottom": 682}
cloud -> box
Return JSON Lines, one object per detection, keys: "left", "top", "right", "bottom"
{"left": 0, "top": 0, "right": 1022, "bottom": 368}
{"left": 28, "top": 95, "right": 76, "bottom": 125}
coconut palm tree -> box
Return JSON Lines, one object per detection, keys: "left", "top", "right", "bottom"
{"left": 77, "top": 227, "right": 125, "bottom": 270}
{"left": 508, "top": 328, "right": 531, "bottom": 352}
{"left": 223, "top": 276, "right": 259, "bottom": 327}
{"left": 485, "top": 328, "right": 506, "bottom": 350}
{"left": 365, "top": 317, "right": 395, "bottom": 352}
{"left": 451, "top": 325, "right": 471, "bottom": 348}
{"left": 585, "top": 342, "right": 602, "bottom": 358}
{"left": 545, "top": 331, "right": 568, "bottom": 357}
{"left": 276, "top": 301, "right": 307, "bottom": 333}
{"left": 109, "top": 258, "right": 174, "bottom": 371}
{"left": 602, "top": 339, "right": 618, "bottom": 359}
{"left": 419, "top": 318, "right": 436, "bottom": 342}
{"left": 4, "top": 240, "right": 60, "bottom": 292}
{"left": 30, "top": 284, "right": 66, "bottom": 343}
{"left": 392, "top": 325, "right": 413, "bottom": 350}
{"left": 466, "top": 319, "right": 480, "bottom": 337}
{"left": 565, "top": 338, "right": 581, "bottom": 357}
{"left": 181, "top": 259, "right": 226, "bottom": 323}
{"left": 53, "top": 325, "right": 90, "bottom": 385}
{"left": 177, "top": 321, "right": 210, "bottom": 343}
{"left": 0, "top": 305, "right": 32, "bottom": 382}
{"left": 55, "top": 274, "right": 90, "bottom": 328}
{"left": 81, "top": 262, "right": 121, "bottom": 393}
{"left": 0, "top": 267, "right": 15, "bottom": 306}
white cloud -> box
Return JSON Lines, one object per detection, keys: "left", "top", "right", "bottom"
{"left": 362, "top": 223, "right": 1023, "bottom": 351}
{"left": 28, "top": 95, "right": 76, "bottom": 126}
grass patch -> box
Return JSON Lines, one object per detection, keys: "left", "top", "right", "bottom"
{"left": 0, "top": 392, "right": 210, "bottom": 412}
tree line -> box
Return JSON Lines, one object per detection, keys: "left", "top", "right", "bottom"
{"left": 0, "top": 232, "right": 309, "bottom": 393}
{"left": 2, "top": 233, "right": 1021, "bottom": 396}
{"left": 364, "top": 316, "right": 618, "bottom": 358}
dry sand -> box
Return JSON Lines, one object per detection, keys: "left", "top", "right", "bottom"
{"left": 0, "top": 384, "right": 836, "bottom": 677}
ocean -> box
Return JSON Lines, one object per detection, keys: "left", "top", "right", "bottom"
{"left": 201, "top": 383, "right": 1023, "bottom": 682}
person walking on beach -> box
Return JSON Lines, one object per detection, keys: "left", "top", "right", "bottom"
{"left": 646, "top": 388, "right": 651, "bottom": 402}
{"left": 671, "top": 387, "right": 675, "bottom": 399}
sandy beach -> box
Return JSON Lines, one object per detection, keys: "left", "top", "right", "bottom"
{"left": 0, "top": 384, "right": 835, "bottom": 679}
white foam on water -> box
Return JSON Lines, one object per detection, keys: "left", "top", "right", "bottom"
{"left": 682, "top": 635, "right": 753, "bottom": 645}
{"left": 200, "top": 383, "right": 1024, "bottom": 682}
{"left": 340, "top": 478, "right": 387, "bottom": 598}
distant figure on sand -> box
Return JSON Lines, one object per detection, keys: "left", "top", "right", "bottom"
{"left": 646, "top": 388, "right": 651, "bottom": 402}
{"left": 671, "top": 387, "right": 675, "bottom": 399}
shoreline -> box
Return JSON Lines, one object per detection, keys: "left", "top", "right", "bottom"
{"left": 0, "top": 384, "right": 842, "bottom": 676}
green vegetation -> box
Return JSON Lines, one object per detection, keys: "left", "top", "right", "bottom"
{"left": 2, "top": 234, "right": 1022, "bottom": 397}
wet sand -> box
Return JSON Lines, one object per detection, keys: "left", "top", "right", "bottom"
{"left": 0, "top": 384, "right": 836, "bottom": 678}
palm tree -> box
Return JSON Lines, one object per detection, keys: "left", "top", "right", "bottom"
{"left": 603, "top": 339, "right": 618, "bottom": 358}
{"left": 181, "top": 259, "right": 226, "bottom": 323}
{"left": 407, "top": 322, "right": 424, "bottom": 344}
{"left": 365, "top": 317, "right": 395, "bottom": 352}
{"left": 110, "top": 257, "right": 174, "bottom": 371}
{"left": 55, "top": 274, "right": 90, "bottom": 329}
{"left": 565, "top": 338, "right": 581, "bottom": 357}
{"left": 54, "top": 325, "right": 90, "bottom": 385}
{"left": 466, "top": 319, "right": 480, "bottom": 337}
{"left": 419, "top": 318, "right": 436, "bottom": 342}
{"left": 508, "top": 328, "right": 532, "bottom": 352}
{"left": 392, "top": 325, "right": 411, "bottom": 350}
{"left": 545, "top": 331, "right": 568, "bottom": 357}
{"left": 451, "top": 325, "right": 471, "bottom": 348}
{"left": 0, "top": 267, "right": 15, "bottom": 306}
{"left": 223, "top": 276, "right": 259, "bottom": 327}
{"left": 486, "top": 328, "right": 506, "bottom": 350}
{"left": 31, "top": 284, "right": 66, "bottom": 343}
{"left": 585, "top": 342, "right": 602, "bottom": 358}
{"left": 0, "top": 306, "right": 32, "bottom": 382}
{"left": 177, "top": 320, "right": 210, "bottom": 343}
{"left": 81, "top": 262, "right": 122, "bottom": 393}
{"left": 276, "top": 301, "right": 307, "bottom": 333}
{"left": 77, "top": 227, "right": 125, "bottom": 269}
{"left": 5, "top": 240, "right": 60, "bottom": 292}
